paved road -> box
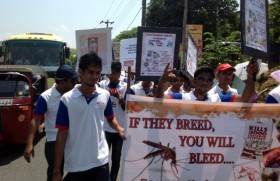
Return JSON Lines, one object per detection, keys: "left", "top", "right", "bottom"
{"left": 0, "top": 136, "right": 47, "bottom": 181}
{"left": 0, "top": 135, "right": 121, "bottom": 181}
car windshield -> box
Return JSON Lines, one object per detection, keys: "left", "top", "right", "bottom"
{"left": 0, "top": 74, "right": 30, "bottom": 97}
{"left": 5, "top": 40, "right": 64, "bottom": 68}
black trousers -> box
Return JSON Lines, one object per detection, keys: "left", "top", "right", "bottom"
{"left": 105, "top": 131, "right": 123, "bottom": 181}
{"left": 45, "top": 141, "right": 64, "bottom": 181}
{"left": 63, "top": 163, "right": 110, "bottom": 181}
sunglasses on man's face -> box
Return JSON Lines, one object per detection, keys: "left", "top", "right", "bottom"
{"left": 196, "top": 77, "right": 213, "bottom": 83}
{"left": 68, "top": 78, "right": 78, "bottom": 85}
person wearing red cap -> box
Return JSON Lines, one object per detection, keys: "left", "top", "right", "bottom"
{"left": 208, "top": 63, "right": 239, "bottom": 96}
{"left": 155, "top": 58, "right": 259, "bottom": 103}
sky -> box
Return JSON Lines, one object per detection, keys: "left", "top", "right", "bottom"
{"left": 0, "top": 0, "right": 150, "bottom": 48}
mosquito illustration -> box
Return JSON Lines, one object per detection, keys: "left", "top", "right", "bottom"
{"left": 125, "top": 140, "right": 189, "bottom": 181}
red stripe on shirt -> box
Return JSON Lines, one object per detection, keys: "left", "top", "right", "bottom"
{"left": 106, "top": 114, "right": 115, "bottom": 119}
{"left": 56, "top": 125, "right": 69, "bottom": 130}
{"left": 230, "top": 95, "right": 236, "bottom": 102}
{"left": 33, "top": 114, "right": 44, "bottom": 118}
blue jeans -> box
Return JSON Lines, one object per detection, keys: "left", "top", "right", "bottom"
{"left": 63, "top": 163, "right": 109, "bottom": 181}
{"left": 105, "top": 131, "right": 123, "bottom": 181}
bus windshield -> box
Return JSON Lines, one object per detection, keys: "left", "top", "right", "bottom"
{"left": 4, "top": 40, "right": 64, "bottom": 71}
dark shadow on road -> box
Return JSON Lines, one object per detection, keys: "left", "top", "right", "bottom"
{"left": 0, "top": 132, "right": 45, "bottom": 166}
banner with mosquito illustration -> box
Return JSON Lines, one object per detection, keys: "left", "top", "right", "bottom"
{"left": 121, "top": 95, "right": 280, "bottom": 181}
{"left": 75, "top": 28, "right": 112, "bottom": 74}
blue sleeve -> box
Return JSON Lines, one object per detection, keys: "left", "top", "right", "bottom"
{"left": 265, "top": 95, "right": 279, "bottom": 103}
{"left": 219, "top": 93, "right": 235, "bottom": 102}
{"left": 124, "top": 89, "right": 135, "bottom": 101}
{"left": 34, "top": 96, "right": 47, "bottom": 115}
{"left": 129, "top": 88, "right": 135, "bottom": 95}
{"left": 104, "top": 97, "right": 114, "bottom": 117}
{"left": 56, "top": 101, "right": 69, "bottom": 129}
{"left": 169, "top": 93, "right": 183, "bottom": 100}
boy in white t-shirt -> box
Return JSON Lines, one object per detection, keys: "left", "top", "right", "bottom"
{"left": 53, "top": 53, "right": 125, "bottom": 181}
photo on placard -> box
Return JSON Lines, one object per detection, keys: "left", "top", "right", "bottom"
{"left": 135, "top": 26, "right": 182, "bottom": 81}
{"left": 185, "top": 31, "right": 198, "bottom": 77}
{"left": 75, "top": 28, "right": 112, "bottom": 74}
{"left": 240, "top": 0, "right": 270, "bottom": 60}
{"left": 262, "top": 147, "right": 280, "bottom": 168}
{"left": 233, "top": 160, "right": 262, "bottom": 181}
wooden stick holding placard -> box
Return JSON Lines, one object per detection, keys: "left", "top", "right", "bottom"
{"left": 126, "top": 66, "right": 131, "bottom": 94}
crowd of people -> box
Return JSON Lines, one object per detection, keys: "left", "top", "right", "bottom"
{"left": 23, "top": 52, "right": 280, "bottom": 181}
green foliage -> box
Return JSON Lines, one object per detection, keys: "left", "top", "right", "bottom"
{"left": 112, "top": 0, "right": 279, "bottom": 70}
{"left": 146, "top": 0, "right": 184, "bottom": 27}
{"left": 269, "top": 0, "right": 280, "bottom": 43}
{"left": 224, "top": 31, "right": 241, "bottom": 42}
{"left": 65, "top": 49, "right": 77, "bottom": 67}
{"left": 113, "top": 27, "right": 138, "bottom": 41}
{"left": 146, "top": 0, "right": 239, "bottom": 38}
{"left": 200, "top": 32, "right": 242, "bottom": 68}
{"left": 188, "top": 0, "right": 239, "bottom": 38}
{"left": 255, "top": 65, "right": 280, "bottom": 103}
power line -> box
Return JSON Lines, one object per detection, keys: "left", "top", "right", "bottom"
{"left": 126, "top": 7, "right": 142, "bottom": 30}
{"left": 112, "top": 0, "right": 135, "bottom": 23}
{"left": 108, "top": 0, "right": 126, "bottom": 20}
{"left": 111, "top": 0, "right": 136, "bottom": 31}
{"left": 100, "top": 19, "right": 114, "bottom": 27}
{"left": 101, "top": 0, "right": 115, "bottom": 21}
{"left": 93, "top": 0, "right": 114, "bottom": 28}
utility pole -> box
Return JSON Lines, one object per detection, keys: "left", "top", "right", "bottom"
{"left": 181, "top": 0, "right": 188, "bottom": 70}
{"left": 100, "top": 19, "right": 114, "bottom": 27}
{"left": 141, "top": 0, "right": 146, "bottom": 26}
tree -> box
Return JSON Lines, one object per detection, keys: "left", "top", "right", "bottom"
{"left": 269, "top": 0, "right": 280, "bottom": 43}
{"left": 65, "top": 48, "right": 77, "bottom": 67}
{"left": 146, "top": 0, "right": 184, "bottom": 28}
{"left": 145, "top": 0, "right": 239, "bottom": 38}
{"left": 113, "top": 27, "right": 138, "bottom": 41}
{"left": 200, "top": 31, "right": 242, "bottom": 68}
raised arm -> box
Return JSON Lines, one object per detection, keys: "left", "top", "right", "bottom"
{"left": 155, "top": 63, "right": 176, "bottom": 98}
{"left": 233, "top": 57, "right": 259, "bottom": 102}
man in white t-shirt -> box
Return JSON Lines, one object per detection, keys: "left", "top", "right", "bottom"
{"left": 24, "top": 65, "right": 79, "bottom": 181}
{"left": 53, "top": 53, "right": 125, "bottom": 181}
{"left": 164, "top": 70, "right": 184, "bottom": 94}
{"left": 208, "top": 63, "right": 239, "bottom": 95}
{"left": 155, "top": 58, "right": 259, "bottom": 103}
{"left": 99, "top": 62, "right": 126, "bottom": 181}
{"left": 129, "top": 81, "right": 154, "bottom": 97}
